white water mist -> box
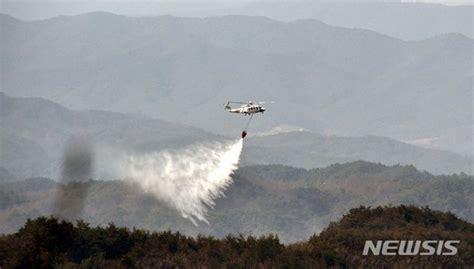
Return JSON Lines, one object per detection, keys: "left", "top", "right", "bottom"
{"left": 122, "top": 139, "right": 243, "bottom": 225}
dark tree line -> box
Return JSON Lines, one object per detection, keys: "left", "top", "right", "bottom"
{"left": 0, "top": 205, "right": 472, "bottom": 268}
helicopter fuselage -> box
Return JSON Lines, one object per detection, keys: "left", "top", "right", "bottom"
{"left": 226, "top": 104, "right": 266, "bottom": 115}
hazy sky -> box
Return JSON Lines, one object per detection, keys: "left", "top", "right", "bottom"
{"left": 1, "top": 0, "right": 472, "bottom": 20}
{"left": 401, "top": 0, "right": 472, "bottom": 3}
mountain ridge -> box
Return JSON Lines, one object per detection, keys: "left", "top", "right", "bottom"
{"left": 2, "top": 12, "right": 471, "bottom": 155}
{"left": 2, "top": 93, "right": 472, "bottom": 179}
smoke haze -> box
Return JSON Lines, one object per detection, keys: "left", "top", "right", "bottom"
{"left": 53, "top": 137, "right": 95, "bottom": 221}
{"left": 122, "top": 139, "right": 243, "bottom": 225}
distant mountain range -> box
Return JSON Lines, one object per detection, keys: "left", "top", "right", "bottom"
{"left": 242, "top": 131, "right": 473, "bottom": 175}
{"left": 225, "top": 1, "right": 474, "bottom": 40}
{"left": 1, "top": 13, "right": 472, "bottom": 156}
{"left": 2, "top": 1, "right": 472, "bottom": 40}
{"left": 0, "top": 162, "right": 472, "bottom": 242}
{"left": 1, "top": 93, "right": 472, "bottom": 178}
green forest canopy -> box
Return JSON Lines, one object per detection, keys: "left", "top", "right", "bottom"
{"left": 1, "top": 205, "right": 472, "bottom": 268}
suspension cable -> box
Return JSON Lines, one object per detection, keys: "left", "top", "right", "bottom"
{"left": 244, "top": 114, "right": 254, "bottom": 131}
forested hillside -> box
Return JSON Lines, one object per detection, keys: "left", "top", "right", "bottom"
{"left": 1, "top": 205, "right": 472, "bottom": 268}
{"left": 0, "top": 162, "right": 472, "bottom": 242}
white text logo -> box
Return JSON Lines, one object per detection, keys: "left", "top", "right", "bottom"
{"left": 362, "top": 240, "right": 460, "bottom": 256}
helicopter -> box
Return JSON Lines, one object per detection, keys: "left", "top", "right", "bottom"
{"left": 224, "top": 101, "right": 272, "bottom": 138}
{"left": 224, "top": 101, "right": 270, "bottom": 115}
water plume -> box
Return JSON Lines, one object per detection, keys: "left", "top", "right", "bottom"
{"left": 122, "top": 139, "right": 243, "bottom": 225}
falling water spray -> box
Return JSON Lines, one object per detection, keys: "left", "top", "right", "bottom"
{"left": 122, "top": 139, "right": 244, "bottom": 225}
